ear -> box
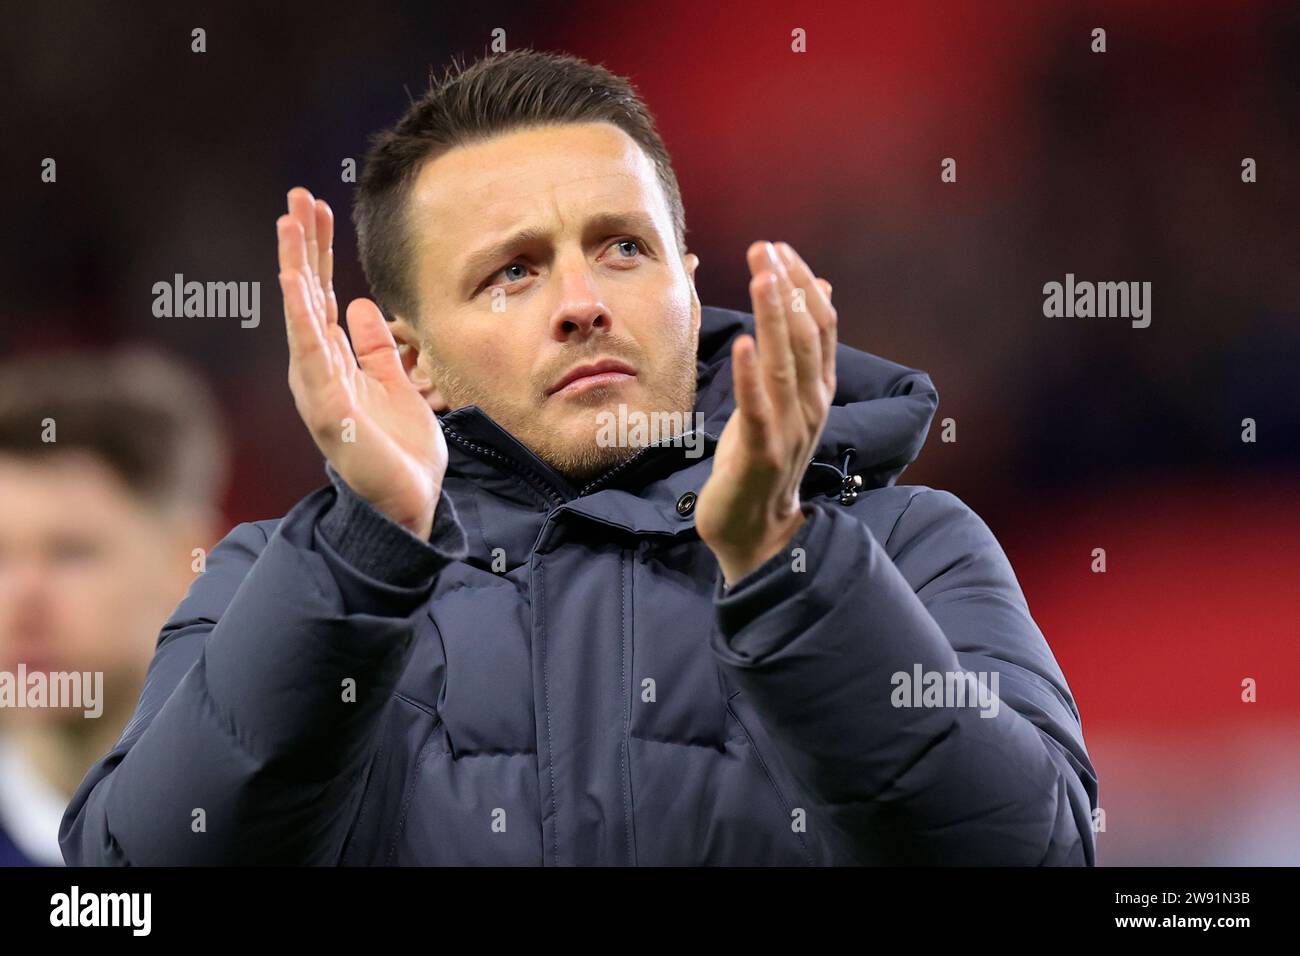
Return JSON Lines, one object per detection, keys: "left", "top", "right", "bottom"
{"left": 390, "top": 314, "right": 451, "bottom": 413}
{"left": 684, "top": 251, "right": 702, "bottom": 335}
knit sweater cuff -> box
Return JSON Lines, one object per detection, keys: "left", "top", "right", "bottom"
{"left": 317, "top": 461, "right": 468, "bottom": 588}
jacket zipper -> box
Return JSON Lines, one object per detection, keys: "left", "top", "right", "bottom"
{"left": 441, "top": 424, "right": 570, "bottom": 507}
{"left": 444, "top": 424, "right": 715, "bottom": 504}
{"left": 578, "top": 428, "right": 720, "bottom": 496}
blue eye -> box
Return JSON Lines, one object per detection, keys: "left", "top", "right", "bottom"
{"left": 482, "top": 239, "right": 645, "bottom": 296}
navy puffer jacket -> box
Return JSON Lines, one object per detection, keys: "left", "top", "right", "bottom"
{"left": 61, "top": 305, "right": 1098, "bottom": 866}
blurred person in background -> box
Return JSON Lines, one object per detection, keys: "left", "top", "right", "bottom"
{"left": 0, "top": 350, "right": 227, "bottom": 865}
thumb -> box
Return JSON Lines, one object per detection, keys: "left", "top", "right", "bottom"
{"left": 346, "top": 298, "right": 406, "bottom": 384}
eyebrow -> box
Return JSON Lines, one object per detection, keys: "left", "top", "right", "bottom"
{"left": 458, "top": 210, "right": 665, "bottom": 292}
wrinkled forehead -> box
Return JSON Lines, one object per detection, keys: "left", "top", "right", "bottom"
{"left": 406, "top": 122, "right": 673, "bottom": 275}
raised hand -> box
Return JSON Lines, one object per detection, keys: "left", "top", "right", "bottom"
{"left": 277, "top": 187, "right": 447, "bottom": 539}
{"left": 694, "top": 241, "right": 837, "bottom": 586}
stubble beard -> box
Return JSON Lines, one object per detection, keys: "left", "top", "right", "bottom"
{"left": 427, "top": 337, "right": 699, "bottom": 485}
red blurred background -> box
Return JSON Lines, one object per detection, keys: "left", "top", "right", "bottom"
{"left": 3, "top": 0, "right": 1297, "bottom": 863}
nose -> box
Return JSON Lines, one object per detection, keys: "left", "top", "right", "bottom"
{"left": 548, "top": 251, "right": 611, "bottom": 342}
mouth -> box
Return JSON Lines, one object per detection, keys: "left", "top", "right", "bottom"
{"left": 546, "top": 358, "right": 637, "bottom": 397}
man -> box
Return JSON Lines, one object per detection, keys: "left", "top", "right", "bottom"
{"left": 62, "top": 49, "right": 1097, "bottom": 865}
{"left": 0, "top": 350, "right": 226, "bottom": 865}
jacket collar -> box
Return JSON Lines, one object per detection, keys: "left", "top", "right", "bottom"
{"left": 438, "top": 401, "right": 720, "bottom": 538}
{"left": 435, "top": 305, "right": 940, "bottom": 533}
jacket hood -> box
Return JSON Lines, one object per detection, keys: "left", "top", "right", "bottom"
{"left": 692, "top": 305, "right": 938, "bottom": 499}
{"left": 436, "top": 304, "right": 938, "bottom": 514}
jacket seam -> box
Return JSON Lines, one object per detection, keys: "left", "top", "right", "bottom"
{"left": 724, "top": 698, "right": 817, "bottom": 866}
{"left": 631, "top": 731, "right": 739, "bottom": 749}
{"left": 883, "top": 488, "right": 932, "bottom": 551}
{"left": 393, "top": 691, "right": 438, "bottom": 719}
{"left": 337, "top": 702, "right": 391, "bottom": 865}
{"left": 442, "top": 425, "right": 566, "bottom": 507}
{"left": 536, "top": 559, "right": 559, "bottom": 866}
{"left": 457, "top": 484, "right": 494, "bottom": 566}
{"left": 103, "top": 827, "right": 135, "bottom": 867}
{"left": 196, "top": 650, "right": 262, "bottom": 765}
{"left": 383, "top": 712, "right": 445, "bottom": 865}
{"left": 620, "top": 548, "right": 637, "bottom": 865}
{"left": 1033, "top": 774, "right": 1073, "bottom": 866}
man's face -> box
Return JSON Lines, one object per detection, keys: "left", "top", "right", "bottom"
{"left": 0, "top": 452, "right": 194, "bottom": 726}
{"left": 396, "top": 121, "right": 701, "bottom": 482}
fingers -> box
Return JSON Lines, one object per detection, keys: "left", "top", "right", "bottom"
{"left": 288, "top": 188, "right": 318, "bottom": 275}
{"left": 278, "top": 214, "right": 331, "bottom": 347}
{"left": 315, "top": 199, "right": 338, "bottom": 324}
{"left": 278, "top": 201, "right": 318, "bottom": 325}
{"left": 278, "top": 215, "right": 327, "bottom": 359}
{"left": 776, "top": 242, "right": 837, "bottom": 393}
{"left": 764, "top": 242, "right": 823, "bottom": 414}
{"left": 279, "top": 209, "right": 344, "bottom": 387}
{"left": 817, "top": 279, "right": 836, "bottom": 391}
{"left": 279, "top": 268, "right": 332, "bottom": 393}
{"left": 731, "top": 333, "right": 774, "bottom": 437}
{"left": 746, "top": 243, "right": 799, "bottom": 407}
{"left": 347, "top": 298, "right": 406, "bottom": 384}
{"left": 287, "top": 187, "right": 333, "bottom": 323}
{"left": 747, "top": 266, "right": 799, "bottom": 417}
{"left": 747, "top": 240, "right": 827, "bottom": 439}
{"left": 277, "top": 214, "right": 308, "bottom": 278}
{"left": 279, "top": 193, "right": 363, "bottom": 444}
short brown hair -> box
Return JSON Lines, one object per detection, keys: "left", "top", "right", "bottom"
{"left": 0, "top": 349, "right": 228, "bottom": 512}
{"left": 353, "top": 48, "right": 688, "bottom": 323}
